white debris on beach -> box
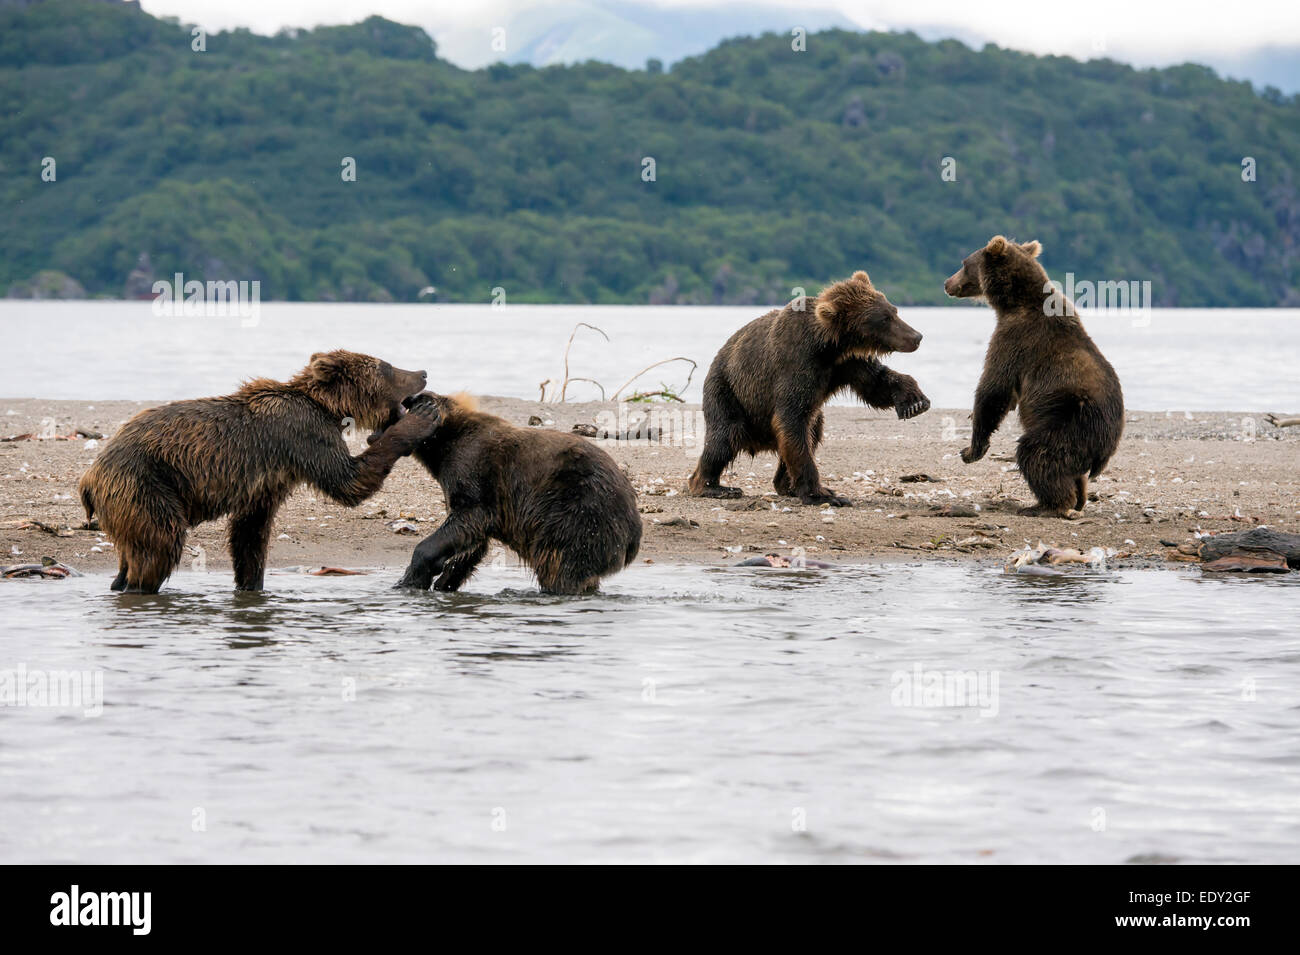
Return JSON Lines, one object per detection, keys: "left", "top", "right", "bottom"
{"left": 1004, "top": 540, "right": 1115, "bottom": 575}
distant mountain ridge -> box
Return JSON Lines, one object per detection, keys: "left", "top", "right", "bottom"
{"left": 437, "top": 1, "right": 853, "bottom": 70}
{"left": 431, "top": 0, "right": 1300, "bottom": 92}
{"left": 2, "top": 0, "right": 1298, "bottom": 306}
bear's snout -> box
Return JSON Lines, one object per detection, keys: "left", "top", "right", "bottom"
{"left": 890, "top": 317, "right": 922, "bottom": 353}
{"left": 944, "top": 272, "right": 962, "bottom": 296}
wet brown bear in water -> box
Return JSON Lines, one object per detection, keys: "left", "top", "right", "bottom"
{"left": 944, "top": 236, "right": 1124, "bottom": 516}
{"left": 79, "top": 350, "right": 436, "bottom": 593}
{"left": 374, "top": 393, "right": 641, "bottom": 595}
{"left": 687, "top": 270, "right": 930, "bottom": 506}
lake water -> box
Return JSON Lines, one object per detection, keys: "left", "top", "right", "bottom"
{"left": 2, "top": 302, "right": 1298, "bottom": 411}
{"left": 2, "top": 302, "right": 1298, "bottom": 863}
{"left": 2, "top": 563, "right": 1298, "bottom": 864}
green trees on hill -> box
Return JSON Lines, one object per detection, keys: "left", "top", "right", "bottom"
{"left": 3, "top": 1, "right": 1298, "bottom": 305}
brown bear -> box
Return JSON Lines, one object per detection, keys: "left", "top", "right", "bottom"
{"left": 687, "top": 270, "right": 930, "bottom": 506}
{"left": 944, "top": 236, "right": 1124, "bottom": 516}
{"left": 373, "top": 392, "right": 641, "bottom": 595}
{"left": 79, "top": 350, "right": 437, "bottom": 593}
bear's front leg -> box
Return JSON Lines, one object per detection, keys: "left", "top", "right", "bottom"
{"left": 963, "top": 377, "right": 1014, "bottom": 464}
{"left": 433, "top": 542, "right": 490, "bottom": 592}
{"left": 395, "top": 516, "right": 483, "bottom": 591}
{"left": 229, "top": 501, "right": 277, "bottom": 591}
{"left": 960, "top": 437, "right": 989, "bottom": 464}
{"left": 834, "top": 357, "right": 929, "bottom": 420}
{"left": 888, "top": 371, "right": 930, "bottom": 420}
{"left": 316, "top": 401, "right": 441, "bottom": 508}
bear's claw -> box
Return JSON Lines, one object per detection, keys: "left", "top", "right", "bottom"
{"left": 694, "top": 484, "right": 743, "bottom": 499}
{"left": 897, "top": 397, "right": 930, "bottom": 420}
{"left": 801, "top": 490, "right": 852, "bottom": 507}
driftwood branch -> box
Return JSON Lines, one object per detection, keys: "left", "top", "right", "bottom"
{"left": 611, "top": 357, "right": 698, "bottom": 401}
{"left": 1265, "top": 413, "right": 1300, "bottom": 428}
{"left": 559, "top": 323, "right": 609, "bottom": 402}
{"left": 562, "top": 377, "right": 607, "bottom": 401}
{"left": 623, "top": 390, "right": 685, "bottom": 403}
{"left": 1199, "top": 528, "right": 1300, "bottom": 568}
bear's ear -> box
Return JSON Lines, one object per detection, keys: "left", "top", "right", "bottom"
{"left": 814, "top": 280, "right": 850, "bottom": 324}
{"left": 815, "top": 273, "right": 868, "bottom": 324}
{"left": 447, "top": 391, "right": 479, "bottom": 414}
{"left": 814, "top": 295, "right": 838, "bottom": 324}
{"left": 985, "top": 235, "right": 1009, "bottom": 256}
{"left": 308, "top": 351, "right": 344, "bottom": 383}
{"left": 1020, "top": 240, "right": 1042, "bottom": 258}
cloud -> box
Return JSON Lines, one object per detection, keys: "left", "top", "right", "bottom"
{"left": 138, "top": 0, "right": 1300, "bottom": 87}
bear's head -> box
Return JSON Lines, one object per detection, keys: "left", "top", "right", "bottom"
{"left": 296, "top": 350, "right": 427, "bottom": 430}
{"left": 814, "top": 270, "right": 922, "bottom": 354}
{"left": 366, "top": 391, "right": 478, "bottom": 447}
{"left": 944, "top": 236, "right": 1045, "bottom": 305}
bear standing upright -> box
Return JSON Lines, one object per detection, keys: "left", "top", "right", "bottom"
{"left": 79, "top": 350, "right": 438, "bottom": 593}
{"left": 944, "top": 236, "right": 1124, "bottom": 516}
{"left": 688, "top": 270, "right": 930, "bottom": 506}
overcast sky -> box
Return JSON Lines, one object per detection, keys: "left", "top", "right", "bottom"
{"left": 138, "top": 0, "right": 1300, "bottom": 72}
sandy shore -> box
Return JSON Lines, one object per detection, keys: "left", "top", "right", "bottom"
{"left": 2, "top": 396, "right": 1297, "bottom": 579}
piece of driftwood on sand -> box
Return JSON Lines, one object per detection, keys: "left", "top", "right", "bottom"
{"left": 1198, "top": 527, "right": 1300, "bottom": 571}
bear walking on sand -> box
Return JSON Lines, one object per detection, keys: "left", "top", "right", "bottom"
{"left": 79, "top": 350, "right": 438, "bottom": 593}
{"left": 687, "top": 270, "right": 930, "bottom": 506}
{"left": 944, "top": 236, "right": 1124, "bottom": 516}
{"left": 373, "top": 392, "right": 641, "bottom": 595}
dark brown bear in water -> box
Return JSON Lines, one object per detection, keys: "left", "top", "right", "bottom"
{"left": 78, "top": 350, "right": 437, "bottom": 593}
{"left": 376, "top": 393, "right": 641, "bottom": 595}
{"left": 944, "top": 235, "right": 1124, "bottom": 516}
{"left": 687, "top": 270, "right": 930, "bottom": 506}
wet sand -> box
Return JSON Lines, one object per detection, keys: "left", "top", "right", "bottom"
{"left": 2, "top": 396, "right": 1297, "bottom": 579}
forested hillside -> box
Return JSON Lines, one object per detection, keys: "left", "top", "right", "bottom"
{"left": 3, "top": 0, "right": 1298, "bottom": 304}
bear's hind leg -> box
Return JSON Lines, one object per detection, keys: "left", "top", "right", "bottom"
{"left": 529, "top": 544, "right": 603, "bottom": 595}
{"left": 688, "top": 429, "right": 743, "bottom": 498}
{"left": 123, "top": 534, "right": 185, "bottom": 594}
{"left": 110, "top": 554, "right": 128, "bottom": 592}
{"left": 1015, "top": 430, "right": 1079, "bottom": 517}
{"left": 773, "top": 460, "right": 793, "bottom": 496}
{"left": 776, "top": 414, "right": 850, "bottom": 507}
{"left": 543, "top": 574, "right": 601, "bottom": 596}
{"left": 1074, "top": 475, "right": 1089, "bottom": 512}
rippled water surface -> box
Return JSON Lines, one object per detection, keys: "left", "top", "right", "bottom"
{"left": 3, "top": 563, "right": 1297, "bottom": 863}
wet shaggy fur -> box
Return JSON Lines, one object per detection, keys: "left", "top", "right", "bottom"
{"left": 945, "top": 236, "right": 1125, "bottom": 516}
{"left": 381, "top": 393, "right": 642, "bottom": 595}
{"left": 688, "top": 270, "right": 930, "bottom": 506}
{"left": 79, "top": 350, "right": 436, "bottom": 593}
